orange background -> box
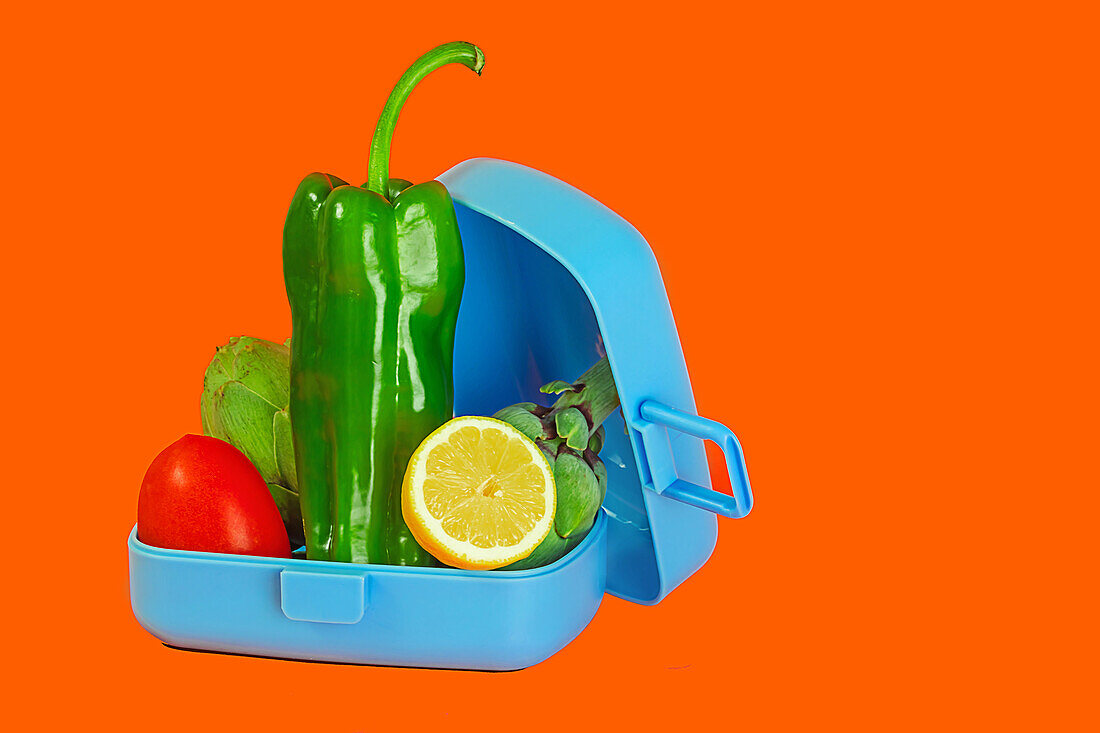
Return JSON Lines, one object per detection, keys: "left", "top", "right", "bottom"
{"left": 3, "top": 1, "right": 1094, "bottom": 730}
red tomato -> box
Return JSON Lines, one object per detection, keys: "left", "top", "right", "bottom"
{"left": 138, "top": 434, "right": 290, "bottom": 557}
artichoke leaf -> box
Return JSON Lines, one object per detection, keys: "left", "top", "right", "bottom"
{"left": 273, "top": 407, "right": 297, "bottom": 492}
{"left": 208, "top": 381, "right": 280, "bottom": 483}
{"left": 593, "top": 458, "right": 608, "bottom": 506}
{"left": 539, "top": 380, "right": 577, "bottom": 395}
{"left": 227, "top": 338, "right": 290, "bottom": 408}
{"left": 200, "top": 387, "right": 225, "bottom": 439}
{"left": 267, "top": 482, "right": 304, "bottom": 549}
{"left": 492, "top": 404, "right": 545, "bottom": 442}
{"left": 555, "top": 407, "right": 590, "bottom": 451}
{"left": 553, "top": 451, "right": 600, "bottom": 539}
{"left": 588, "top": 425, "right": 605, "bottom": 454}
{"left": 203, "top": 337, "right": 289, "bottom": 409}
{"left": 502, "top": 528, "right": 571, "bottom": 570}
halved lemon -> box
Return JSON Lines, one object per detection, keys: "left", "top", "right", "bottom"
{"left": 401, "top": 416, "right": 555, "bottom": 570}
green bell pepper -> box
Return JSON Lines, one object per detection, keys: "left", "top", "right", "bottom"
{"left": 283, "top": 42, "right": 481, "bottom": 564}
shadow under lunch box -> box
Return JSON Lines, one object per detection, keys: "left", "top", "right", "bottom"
{"left": 128, "top": 158, "right": 753, "bottom": 671}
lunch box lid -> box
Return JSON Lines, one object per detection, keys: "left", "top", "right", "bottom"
{"left": 438, "top": 158, "right": 752, "bottom": 605}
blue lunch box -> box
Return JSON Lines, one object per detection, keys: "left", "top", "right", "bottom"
{"left": 128, "top": 158, "right": 753, "bottom": 671}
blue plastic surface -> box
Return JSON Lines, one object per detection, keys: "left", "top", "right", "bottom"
{"left": 438, "top": 158, "right": 752, "bottom": 604}
{"left": 129, "top": 512, "right": 607, "bottom": 670}
{"left": 128, "top": 157, "right": 752, "bottom": 668}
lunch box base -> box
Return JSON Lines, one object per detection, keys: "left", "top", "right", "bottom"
{"left": 129, "top": 511, "right": 607, "bottom": 671}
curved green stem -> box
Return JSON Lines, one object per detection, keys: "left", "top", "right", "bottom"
{"left": 367, "top": 42, "right": 485, "bottom": 197}
{"left": 549, "top": 357, "right": 620, "bottom": 428}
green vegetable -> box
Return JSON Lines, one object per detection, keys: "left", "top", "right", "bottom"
{"left": 199, "top": 336, "right": 303, "bottom": 547}
{"left": 496, "top": 357, "right": 620, "bottom": 569}
{"left": 283, "top": 42, "right": 480, "bottom": 564}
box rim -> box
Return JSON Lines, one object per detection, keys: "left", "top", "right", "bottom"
{"left": 128, "top": 509, "right": 607, "bottom": 581}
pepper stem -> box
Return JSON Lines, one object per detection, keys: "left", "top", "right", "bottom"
{"left": 366, "top": 42, "right": 485, "bottom": 197}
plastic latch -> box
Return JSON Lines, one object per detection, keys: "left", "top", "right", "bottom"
{"left": 634, "top": 400, "right": 753, "bottom": 519}
{"left": 280, "top": 569, "right": 367, "bottom": 624}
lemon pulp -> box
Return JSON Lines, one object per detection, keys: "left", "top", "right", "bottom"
{"left": 423, "top": 425, "right": 548, "bottom": 549}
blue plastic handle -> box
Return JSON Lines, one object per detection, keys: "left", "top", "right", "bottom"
{"left": 634, "top": 400, "right": 753, "bottom": 519}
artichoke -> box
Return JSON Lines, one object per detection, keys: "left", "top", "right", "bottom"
{"left": 497, "top": 357, "right": 619, "bottom": 570}
{"left": 200, "top": 336, "right": 302, "bottom": 547}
